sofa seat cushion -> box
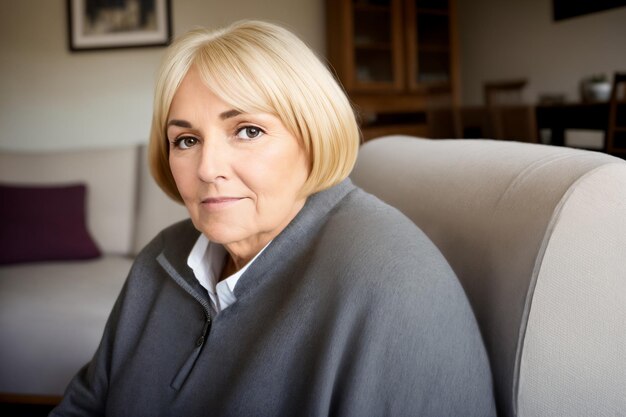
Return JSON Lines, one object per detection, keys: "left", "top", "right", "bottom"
{"left": 0, "top": 256, "right": 131, "bottom": 396}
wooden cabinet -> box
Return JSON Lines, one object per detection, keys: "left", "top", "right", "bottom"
{"left": 326, "top": 0, "right": 459, "bottom": 140}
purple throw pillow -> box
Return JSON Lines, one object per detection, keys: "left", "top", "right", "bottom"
{"left": 0, "top": 183, "right": 101, "bottom": 265}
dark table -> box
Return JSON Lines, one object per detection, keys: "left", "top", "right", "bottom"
{"left": 535, "top": 102, "right": 610, "bottom": 147}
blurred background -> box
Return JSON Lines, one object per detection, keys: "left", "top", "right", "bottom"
{"left": 0, "top": 0, "right": 624, "bottom": 151}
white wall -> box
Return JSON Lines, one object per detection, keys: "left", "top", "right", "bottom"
{"left": 457, "top": 0, "right": 626, "bottom": 105}
{"left": 0, "top": 0, "right": 323, "bottom": 151}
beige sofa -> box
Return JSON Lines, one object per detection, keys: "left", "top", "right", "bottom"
{"left": 0, "top": 145, "right": 188, "bottom": 399}
{"left": 351, "top": 136, "right": 626, "bottom": 417}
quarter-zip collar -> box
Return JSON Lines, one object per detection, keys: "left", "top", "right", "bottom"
{"left": 157, "top": 178, "right": 356, "bottom": 306}
{"left": 153, "top": 178, "right": 356, "bottom": 391}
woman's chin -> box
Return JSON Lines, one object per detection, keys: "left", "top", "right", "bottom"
{"left": 192, "top": 221, "right": 249, "bottom": 247}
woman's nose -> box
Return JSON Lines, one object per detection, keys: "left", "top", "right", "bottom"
{"left": 197, "top": 136, "right": 229, "bottom": 183}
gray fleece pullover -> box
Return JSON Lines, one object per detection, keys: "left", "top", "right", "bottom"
{"left": 51, "top": 179, "right": 496, "bottom": 417}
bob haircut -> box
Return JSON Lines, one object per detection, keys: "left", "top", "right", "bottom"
{"left": 149, "top": 20, "right": 360, "bottom": 203}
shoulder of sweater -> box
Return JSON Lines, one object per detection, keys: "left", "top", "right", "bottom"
{"left": 319, "top": 187, "right": 459, "bottom": 294}
{"left": 338, "top": 187, "right": 419, "bottom": 230}
{"left": 322, "top": 190, "right": 478, "bottom": 335}
{"left": 326, "top": 187, "right": 442, "bottom": 263}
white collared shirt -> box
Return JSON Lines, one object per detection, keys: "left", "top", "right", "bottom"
{"left": 187, "top": 234, "right": 269, "bottom": 313}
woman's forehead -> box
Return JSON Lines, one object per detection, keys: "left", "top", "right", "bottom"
{"left": 189, "top": 66, "right": 273, "bottom": 112}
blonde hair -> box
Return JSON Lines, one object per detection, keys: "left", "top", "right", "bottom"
{"left": 149, "top": 20, "right": 360, "bottom": 203}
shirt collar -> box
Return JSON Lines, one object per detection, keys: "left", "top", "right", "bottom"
{"left": 187, "top": 233, "right": 271, "bottom": 311}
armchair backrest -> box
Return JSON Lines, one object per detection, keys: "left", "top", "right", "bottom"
{"left": 351, "top": 136, "right": 626, "bottom": 417}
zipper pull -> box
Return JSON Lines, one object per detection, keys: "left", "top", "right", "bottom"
{"left": 195, "top": 314, "right": 211, "bottom": 347}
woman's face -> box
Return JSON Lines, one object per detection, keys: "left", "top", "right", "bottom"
{"left": 167, "top": 66, "right": 310, "bottom": 260}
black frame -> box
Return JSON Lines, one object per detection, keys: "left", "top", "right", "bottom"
{"left": 553, "top": 0, "right": 626, "bottom": 21}
{"left": 67, "top": 0, "right": 172, "bottom": 52}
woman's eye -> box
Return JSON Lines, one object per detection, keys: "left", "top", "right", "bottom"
{"left": 236, "top": 126, "right": 264, "bottom": 140}
{"left": 173, "top": 136, "right": 198, "bottom": 149}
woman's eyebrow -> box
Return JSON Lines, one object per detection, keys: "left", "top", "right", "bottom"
{"left": 220, "top": 109, "right": 242, "bottom": 120}
{"left": 167, "top": 119, "right": 193, "bottom": 128}
{"left": 167, "top": 110, "right": 241, "bottom": 127}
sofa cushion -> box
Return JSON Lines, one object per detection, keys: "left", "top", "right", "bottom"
{"left": 0, "top": 183, "right": 101, "bottom": 265}
{"left": 0, "top": 256, "right": 131, "bottom": 396}
{"left": 0, "top": 146, "right": 137, "bottom": 255}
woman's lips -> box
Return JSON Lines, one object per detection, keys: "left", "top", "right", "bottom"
{"left": 200, "top": 197, "right": 244, "bottom": 211}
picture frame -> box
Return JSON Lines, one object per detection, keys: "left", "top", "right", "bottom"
{"left": 553, "top": 0, "right": 626, "bottom": 21}
{"left": 67, "top": 0, "right": 172, "bottom": 52}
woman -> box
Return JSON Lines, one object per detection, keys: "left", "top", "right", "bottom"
{"left": 51, "top": 21, "right": 495, "bottom": 416}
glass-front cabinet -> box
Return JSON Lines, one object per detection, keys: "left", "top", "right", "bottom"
{"left": 350, "top": 0, "right": 403, "bottom": 90}
{"left": 326, "top": 0, "right": 458, "bottom": 139}
{"left": 407, "top": 0, "right": 453, "bottom": 89}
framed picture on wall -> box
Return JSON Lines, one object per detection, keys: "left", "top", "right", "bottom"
{"left": 67, "top": 0, "right": 172, "bottom": 51}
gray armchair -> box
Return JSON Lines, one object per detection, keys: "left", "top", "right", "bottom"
{"left": 351, "top": 136, "right": 626, "bottom": 417}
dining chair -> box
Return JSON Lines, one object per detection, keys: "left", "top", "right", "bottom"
{"left": 606, "top": 72, "right": 626, "bottom": 157}
{"left": 483, "top": 79, "right": 537, "bottom": 142}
